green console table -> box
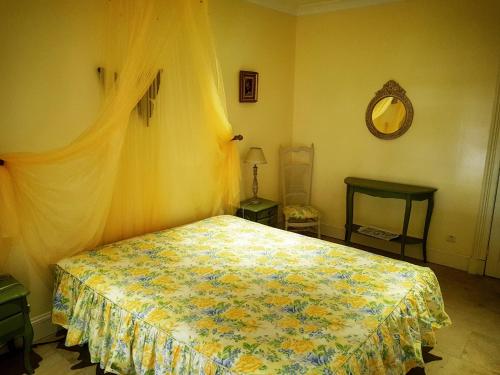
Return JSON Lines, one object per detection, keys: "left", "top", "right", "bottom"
{"left": 0, "top": 274, "right": 33, "bottom": 374}
{"left": 344, "top": 177, "right": 437, "bottom": 262}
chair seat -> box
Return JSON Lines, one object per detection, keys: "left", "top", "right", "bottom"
{"left": 283, "top": 205, "right": 320, "bottom": 221}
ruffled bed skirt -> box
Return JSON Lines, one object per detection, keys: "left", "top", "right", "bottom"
{"left": 338, "top": 269, "right": 450, "bottom": 374}
{"left": 54, "top": 266, "right": 234, "bottom": 375}
{"left": 53, "top": 266, "right": 450, "bottom": 375}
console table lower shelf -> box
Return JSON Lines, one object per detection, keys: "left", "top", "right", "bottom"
{"left": 351, "top": 224, "right": 424, "bottom": 245}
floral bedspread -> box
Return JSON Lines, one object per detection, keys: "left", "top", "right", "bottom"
{"left": 53, "top": 215, "right": 450, "bottom": 375}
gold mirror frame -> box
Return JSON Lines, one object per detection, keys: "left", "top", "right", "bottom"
{"left": 365, "top": 80, "right": 414, "bottom": 140}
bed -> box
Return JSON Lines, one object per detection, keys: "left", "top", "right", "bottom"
{"left": 52, "top": 215, "right": 450, "bottom": 374}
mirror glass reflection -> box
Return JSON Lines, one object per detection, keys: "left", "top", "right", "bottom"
{"left": 371, "top": 96, "right": 407, "bottom": 134}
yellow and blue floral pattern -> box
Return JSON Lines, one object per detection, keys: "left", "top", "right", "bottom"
{"left": 283, "top": 205, "right": 320, "bottom": 220}
{"left": 53, "top": 215, "right": 450, "bottom": 375}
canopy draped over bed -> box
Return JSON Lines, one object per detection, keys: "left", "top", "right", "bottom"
{"left": 0, "top": 0, "right": 240, "bottom": 274}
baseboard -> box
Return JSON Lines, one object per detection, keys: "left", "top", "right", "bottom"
{"left": 467, "top": 257, "right": 486, "bottom": 275}
{"left": 321, "top": 223, "right": 471, "bottom": 271}
{"left": 321, "top": 223, "right": 345, "bottom": 239}
{"left": 427, "top": 249, "right": 470, "bottom": 271}
{"left": 31, "top": 311, "right": 58, "bottom": 342}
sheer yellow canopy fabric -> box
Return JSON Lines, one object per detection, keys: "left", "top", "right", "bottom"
{"left": 0, "top": 0, "right": 240, "bottom": 271}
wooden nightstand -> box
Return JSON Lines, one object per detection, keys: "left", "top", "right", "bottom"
{"left": 0, "top": 274, "right": 33, "bottom": 374}
{"left": 236, "top": 198, "right": 278, "bottom": 227}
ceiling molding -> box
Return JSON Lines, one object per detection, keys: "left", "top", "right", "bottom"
{"left": 297, "top": 0, "right": 403, "bottom": 15}
{"left": 245, "top": 0, "right": 404, "bottom": 16}
{"left": 245, "top": 0, "right": 298, "bottom": 15}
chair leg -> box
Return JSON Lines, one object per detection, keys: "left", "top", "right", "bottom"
{"left": 317, "top": 219, "right": 321, "bottom": 239}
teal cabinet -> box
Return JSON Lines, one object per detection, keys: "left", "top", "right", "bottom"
{"left": 0, "top": 274, "right": 33, "bottom": 374}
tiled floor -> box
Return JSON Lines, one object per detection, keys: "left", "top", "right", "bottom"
{"left": 421, "top": 264, "right": 500, "bottom": 374}
{"left": 1, "top": 240, "right": 499, "bottom": 375}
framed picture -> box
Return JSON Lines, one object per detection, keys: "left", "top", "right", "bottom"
{"left": 239, "top": 71, "right": 258, "bottom": 102}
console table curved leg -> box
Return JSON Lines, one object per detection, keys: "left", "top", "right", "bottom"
{"left": 401, "top": 198, "right": 412, "bottom": 259}
{"left": 345, "top": 186, "right": 354, "bottom": 244}
{"left": 422, "top": 195, "right": 434, "bottom": 263}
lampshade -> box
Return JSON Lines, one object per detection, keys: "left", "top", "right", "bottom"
{"left": 244, "top": 147, "right": 267, "bottom": 164}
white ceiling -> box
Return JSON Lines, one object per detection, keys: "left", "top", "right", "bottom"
{"left": 245, "top": 0, "right": 404, "bottom": 16}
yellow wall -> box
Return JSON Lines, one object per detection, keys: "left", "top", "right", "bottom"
{"left": 293, "top": 0, "right": 500, "bottom": 268}
{"left": 209, "top": 0, "right": 296, "bottom": 201}
{"left": 0, "top": 0, "right": 105, "bottom": 153}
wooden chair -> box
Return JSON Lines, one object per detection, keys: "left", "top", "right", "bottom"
{"left": 280, "top": 144, "right": 321, "bottom": 238}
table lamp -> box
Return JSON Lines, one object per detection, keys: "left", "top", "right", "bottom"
{"left": 244, "top": 147, "right": 267, "bottom": 204}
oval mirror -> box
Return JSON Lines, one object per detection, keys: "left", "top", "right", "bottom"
{"left": 366, "top": 80, "right": 413, "bottom": 140}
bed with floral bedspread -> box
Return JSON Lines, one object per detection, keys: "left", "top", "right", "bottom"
{"left": 53, "top": 215, "right": 450, "bottom": 375}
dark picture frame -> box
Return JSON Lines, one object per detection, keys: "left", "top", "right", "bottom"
{"left": 239, "top": 71, "right": 258, "bottom": 103}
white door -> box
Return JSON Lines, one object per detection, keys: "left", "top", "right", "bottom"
{"left": 486, "top": 173, "right": 500, "bottom": 278}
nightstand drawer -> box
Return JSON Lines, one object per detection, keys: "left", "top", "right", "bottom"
{"left": 257, "top": 207, "right": 274, "bottom": 220}
{"left": 0, "top": 300, "right": 23, "bottom": 321}
{"left": 0, "top": 312, "right": 24, "bottom": 334}
{"left": 237, "top": 198, "right": 279, "bottom": 228}
{"left": 258, "top": 215, "right": 278, "bottom": 226}
{"left": 238, "top": 210, "right": 255, "bottom": 221}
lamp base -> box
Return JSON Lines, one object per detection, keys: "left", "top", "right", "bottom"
{"left": 249, "top": 197, "right": 261, "bottom": 205}
{"left": 249, "top": 164, "right": 261, "bottom": 205}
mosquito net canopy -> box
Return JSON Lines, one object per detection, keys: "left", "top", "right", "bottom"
{"left": 0, "top": 0, "right": 240, "bottom": 275}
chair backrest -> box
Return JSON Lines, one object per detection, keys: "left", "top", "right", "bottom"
{"left": 280, "top": 144, "right": 314, "bottom": 207}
